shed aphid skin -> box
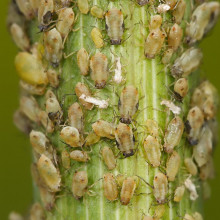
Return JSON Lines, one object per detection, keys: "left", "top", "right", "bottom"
{"left": 144, "top": 135, "right": 161, "bottom": 167}
{"left": 184, "top": 176, "right": 198, "bottom": 201}
{"left": 174, "top": 78, "right": 188, "bottom": 99}
{"left": 160, "top": 100, "right": 181, "bottom": 115}
{"left": 164, "top": 116, "right": 184, "bottom": 153}
{"left": 46, "top": 69, "right": 59, "bottom": 88}
{"left": 162, "top": 49, "right": 174, "bottom": 65}
{"left": 39, "top": 186, "right": 55, "bottom": 211}
{"left": 72, "top": 171, "right": 88, "bottom": 199}
{"left": 137, "top": 0, "right": 149, "bottom": 6}
{"left": 61, "top": 150, "right": 70, "bottom": 169}
{"left": 30, "top": 202, "right": 46, "bottom": 220}
{"left": 84, "top": 131, "right": 100, "bottom": 146}
{"left": 37, "top": 154, "right": 61, "bottom": 192}
{"left": 184, "top": 214, "right": 195, "bottom": 220}
{"left": 113, "top": 57, "right": 123, "bottom": 84}
{"left": 92, "top": 120, "right": 115, "bottom": 139}
{"left": 15, "top": 0, "right": 34, "bottom": 20}
{"left": 103, "top": 173, "right": 118, "bottom": 201}
{"left": 15, "top": 52, "right": 48, "bottom": 86}
{"left": 193, "top": 212, "right": 203, "bottom": 220}
{"left": 157, "top": 4, "right": 171, "bottom": 13}
{"left": 115, "top": 122, "right": 135, "bottom": 157}
{"left": 91, "top": 6, "right": 104, "bottom": 19}
{"left": 153, "top": 172, "right": 168, "bottom": 204}
{"left": 174, "top": 185, "right": 185, "bottom": 202}
{"left": 60, "top": 126, "right": 81, "bottom": 147}
{"left": 19, "top": 80, "right": 46, "bottom": 96}
{"left": 172, "top": 0, "right": 186, "bottom": 24}
{"left": 77, "top": 0, "right": 89, "bottom": 14}
{"left": 184, "top": 158, "right": 198, "bottom": 176}
{"left": 149, "top": 15, "right": 162, "bottom": 30}
{"left": 91, "top": 27, "right": 104, "bottom": 49}
{"left": 171, "top": 48, "right": 203, "bottom": 78}
{"left": 186, "top": 2, "right": 220, "bottom": 45}
{"left": 70, "top": 150, "right": 90, "bottom": 162}
{"left": 102, "top": 146, "right": 117, "bottom": 170}
{"left": 90, "top": 52, "right": 108, "bottom": 89}
{"left": 8, "top": 212, "right": 24, "bottom": 220}
{"left": 119, "top": 85, "right": 139, "bottom": 124}
{"left": 168, "top": 23, "right": 183, "bottom": 51}
{"left": 105, "top": 8, "right": 124, "bottom": 45}
{"left": 10, "top": 23, "right": 30, "bottom": 51}
{"left": 77, "top": 48, "right": 90, "bottom": 76}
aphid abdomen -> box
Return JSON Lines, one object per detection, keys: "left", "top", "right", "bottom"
{"left": 77, "top": 48, "right": 89, "bottom": 76}
{"left": 60, "top": 126, "right": 81, "bottom": 147}
{"left": 174, "top": 185, "right": 185, "bottom": 202}
{"left": 70, "top": 150, "right": 90, "bottom": 162}
{"left": 103, "top": 173, "right": 118, "bottom": 201}
{"left": 102, "top": 146, "right": 116, "bottom": 170}
{"left": 92, "top": 120, "right": 115, "bottom": 139}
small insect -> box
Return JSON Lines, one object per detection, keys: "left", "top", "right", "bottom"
{"left": 171, "top": 47, "right": 203, "bottom": 78}
{"left": 91, "top": 6, "right": 104, "bottom": 19}
{"left": 77, "top": 48, "right": 89, "bottom": 76}
{"left": 157, "top": 4, "right": 171, "bottom": 13}
{"left": 77, "top": 0, "right": 89, "bottom": 14}
{"left": 90, "top": 53, "right": 108, "bottom": 89}
{"left": 19, "top": 80, "right": 46, "bottom": 96}
{"left": 144, "top": 135, "right": 161, "bottom": 167}
{"left": 162, "top": 49, "right": 173, "bottom": 65}
{"left": 75, "top": 82, "right": 94, "bottom": 110}
{"left": 174, "top": 78, "right": 188, "bottom": 99}
{"left": 153, "top": 172, "right": 168, "bottom": 204}
{"left": 174, "top": 185, "right": 185, "bottom": 202}
{"left": 153, "top": 204, "right": 166, "bottom": 220}
{"left": 164, "top": 116, "right": 184, "bottom": 153}
{"left": 105, "top": 8, "right": 124, "bottom": 45}
{"left": 137, "top": 0, "right": 149, "bottom": 6}
{"left": 185, "top": 106, "right": 204, "bottom": 145}
{"left": 166, "top": 151, "right": 181, "bottom": 181}
{"left": 143, "top": 216, "right": 153, "bottom": 220}
{"left": 15, "top": 52, "right": 48, "bottom": 86}
{"left": 199, "top": 156, "right": 215, "bottom": 180}
{"left": 72, "top": 171, "right": 88, "bottom": 199}
{"left": 92, "top": 120, "right": 115, "bottom": 139}
{"left": 172, "top": 0, "right": 186, "bottom": 24}
{"left": 61, "top": 150, "right": 70, "bottom": 169}
{"left": 103, "top": 173, "right": 118, "bottom": 201}
{"left": 37, "top": 154, "right": 61, "bottom": 192}
{"left": 168, "top": 23, "right": 183, "bottom": 51}
{"left": 150, "top": 15, "right": 163, "bottom": 30}
{"left": 145, "top": 119, "right": 161, "bottom": 138}
{"left": 8, "top": 212, "right": 24, "bottom": 220}
{"left": 30, "top": 203, "right": 46, "bottom": 220}
{"left": 102, "top": 146, "right": 117, "bottom": 170}
{"left": 184, "top": 214, "right": 195, "bottom": 220}
{"left": 184, "top": 176, "right": 198, "bottom": 201}
{"left": 193, "top": 212, "right": 203, "bottom": 220}
{"left": 39, "top": 186, "right": 55, "bottom": 211}
{"left": 113, "top": 57, "right": 123, "bottom": 84}
{"left": 84, "top": 132, "right": 100, "bottom": 146}
{"left": 60, "top": 126, "right": 81, "bottom": 147}
{"left": 165, "top": 0, "right": 177, "bottom": 10}
{"left": 46, "top": 69, "right": 59, "bottom": 88}
{"left": 119, "top": 85, "right": 139, "bottom": 124}
{"left": 91, "top": 27, "right": 104, "bottom": 49}
{"left": 186, "top": 2, "right": 220, "bottom": 44}
{"left": 160, "top": 100, "right": 181, "bottom": 115}
{"left": 184, "top": 158, "right": 198, "bottom": 176}
{"left": 15, "top": 0, "right": 34, "bottom": 20}
{"left": 70, "top": 150, "right": 90, "bottom": 162}
{"left": 115, "top": 123, "right": 135, "bottom": 157}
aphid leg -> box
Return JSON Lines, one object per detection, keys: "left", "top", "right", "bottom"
{"left": 135, "top": 175, "right": 154, "bottom": 189}
{"left": 63, "top": 50, "right": 77, "bottom": 59}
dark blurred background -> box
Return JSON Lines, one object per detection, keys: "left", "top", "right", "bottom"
{"left": 0, "top": 1, "right": 220, "bottom": 219}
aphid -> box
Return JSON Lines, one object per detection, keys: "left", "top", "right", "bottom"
{"left": 160, "top": 100, "right": 181, "bottom": 115}
{"left": 172, "top": 0, "right": 186, "bottom": 24}
{"left": 46, "top": 69, "right": 59, "bottom": 88}
{"left": 15, "top": 0, "right": 34, "bottom": 20}
{"left": 37, "top": 154, "right": 61, "bottom": 192}
{"left": 174, "top": 185, "right": 185, "bottom": 202}
{"left": 61, "top": 150, "right": 70, "bottom": 169}
{"left": 56, "top": 8, "right": 75, "bottom": 38}
{"left": 143, "top": 216, "right": 153, "bottom": 220}
{"left": 70, "top": 150, "right": 90, "bottom": 162}
{"left": 15, "top": 52, "right": 48, "bottom": 86}
{"left": 157, "top": 4, "right": 171, "bottom": 13}
{"left": 113, "top": 57, "right": 123, "bottom": 84}
{"left": 166, "top": 151, "right": 181, "bottom": 181}
{"left": 186, "top": 2, "right": 220, "bottom": 44}
{"left": 171, "top": 48, "right": 203, "bottom": 78}
{"left": 91, "top": 6, "right": 104, "bottom": 19}
{"left": 184, "top": 214, "right": 195, "bottom": 220}
{"left": 10, "top": 23, "right": 30, "bottom": 51}
{"left": 120, "top": 177, "right": 136, "bottom": 205}
{"left": 90, "top": 53, "right": 108, "bottom": 89}
{"left": 116, "top": 174, "right": 126, "bottom": 187}
{"left": 144, "top": 29, "right": 165, "bottom": 59}
{"left": 92, "top": 120, "right": 115, "bottom": 139}
{"left": 77, "top": 0, "right": 89, "bottom": 14}
{"left": 44, "top": 28, "right": 63, "bottom": 67}
{"left": 165, "top": 0, "right": 177, "bottom": 10}
{"left": 162, "top": 49, "right": 173, "bottom": 65}
{"left": 168, "top": 23, "right": 183, "bottom": 51}
{"left": 119, "top": 85, "right": 139, "bottom": 124}
{"left": 72, "top": 171, "right": 88, "bottom": 199}
{"left": 185, "top": 106, "right": 204, "bottom": 145}
{"left": 174, "top": 78, "right": 188, "bottom": 99}
{"left": 164, "top": 116, "right": 184, "bottom": 153}
{"left": 150, "top": 15, "right": 162, "bottom": 30}
{"left": 39, "top": 186, "right": 55, "bottom": 211}
{"left": 84, "top": 132, "right": 100, "bottom": 146}
{"left": 145, "top": 119, "right": 161, "bottom": 138}
{"left": 91, "top": 28, "right": 104, "bottom": 49}
{"left": 153, "top": 172, "right": 168, "bottom": 204}
{"left": 102, "top": 146, "right": 117, "bottom": 170}
{"left": 21, "top": 81, "right": 45, "bottom": 97}
{"left": 184, "top": 177, "right": 198, "bottom": 201}
{"left": 8, "top": 212, "right": 24, "bottom": 220}
{"left": 77, "top": 48, "right": 89, "bottom": 76}
{"left": 115, "top": 123, "right": 135, "bottom": 157}
{"left": 75, "top": 82, "right": 94, "bottom": 110}
{"left": 105, "top": 8, "right": 124, "bottom": 45}
{"left": 60, "top": 126, "right": 81, "bottom": 147}
{"left": 137, "top": 0, "right": 149, "bottom": 6}
{"left": 184, "top": 158, "right": 198, "bottom": 176}
{"left": 193, "top": 212, "right": 203, "bottom": 220}
{"left": 199, "top": 156, "right": 215, "bottom": 180}
{"left": 103, "top": 173, "right": 118, "bottom": 201}
{"left": 153, "top": 204, "right": 166, "bottom": 220}
{"left": 30, "top": 203, "right": 46, "bottom": 220}
{"left": 144, "top": 135, "right": 161, "bottom": 167}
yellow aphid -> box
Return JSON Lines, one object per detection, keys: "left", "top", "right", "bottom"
{"left": 164, "top": 116, "right": 184, "bottom": 153}
{"left": 174, "top": 185, "right": 185, "bottom": 202}
{"left": 92, "top": 120, "right": 115, "bottom": 139}
{"left": 166, "top": 151, "right": 180, "bottom": 181}
{"left": 193, "top": 212, "right": 203, "bottom": 220}
{"left": 90, "top": 53, "right": 108, "bottom": 89}
{"left": 150, "top": 15, "right": 162, "bottom": 30}
{"left": 30, "top": 203, "right": 45, "bottom": 220}
{"left": 102, "top": 146, "right": 116, "bottom": 170}
{"left": 105, "top": 8, "right": 124, "bottom": 45}
{"left": 39, "top": 186, "right": 55, "bottom": 211}
{"left": 146, "top": 119, "right": 161, "bottom": 138}
{"left": 162, "top": 48, "right": 173, "bottom": 64}
{"left": 174, "top": 78, "right": 188, "bottom": 99}
{"left": 153, "top": 172, "right": 168, "bottom": 204}
{"left": 46, "top": 69, "right": 59, "bottom": 88}
{"left": 120, "top": 177, "right": 136, "bottom": 205}
{"left": 38, "top": 0, "right": 54, "bottom": 26}
{"left": 173, "top": 0, "right": 186, "bottom": 24}
{"left": 77, "top": 0, "right": 89, "bottom": 14}
{"left": 15, "top": 0, "right": 34, "bottom": 20}
{"left": 153, "top": 204, "right": 166, "bottom": 220}
{"left": 60, "top": 126, "right": 81, "bottom": 147}
{"left": 91, "top": 27, "right": 104, "bottom": 48}
{"left": 8, "top": 212, "right": 24, "bottom": 220}
{"left": 119, "top": 85, "right": 139, "bottom": 124}
{"left": 103, "top": 173, "right": 118, "bottom": 201}
{"left": 171, "top": 48, "right": 203, "bottom": 78}
{"left": 137, "top": 0, "right": 149, "bottom": 6}
{"left": 15, "top": 52, "right": 48, "bottom": 85}
{"left": 91, "top": 6, "right": 104, "bottom": 19}
{"left": 84, "top": 132, "right": 100, "bottom": 146}
{"left": 56, "top": 8, "right": 75, "bottom": 38}
{"left": 143, "top": 216, "right": 153, "bottom": 220}
{"left": 37, "top": 154, "right": 61, "bottom": 192}
{"left": 72, "top": 171, "right": 88, "bottom": 199}
{"left": 144, "top": 135, "right": 161, "bottom": 167}
{"left": 165, "top": 0, "right": 177, "bottom": 10}
{"left": 19, "top": 80, "right": 46, "bottom": 96}
{"left": 115, "top": 123, "right": 135, "bottom": 157}
{"left": 184, "top": 214, "right": 195, "bottom": 220}
{"left": 70, "top": 150, "right": 90, "bottom": 162}
{"left": 10, "top": 23, "right": 30, "bottom": 51}
{"left": 144, "top": 29, "right": 165, "bottom": 59}
{"left": 77, "top": 48, "right": 89, "bottom": 76}
{"left": 184, "top": 158, "right": 198, "bottom": 176}
{"left": 61, "top": 150, "right": 70, "bottom": 169}
{"left": 75, "top": 82, "right": 94, "bottom": 110}
{"left": 168, "top": 23, "right": 183, "bottom": 51}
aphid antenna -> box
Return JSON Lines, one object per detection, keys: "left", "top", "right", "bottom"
{"left": 63, "top": 50, "right": 77, "bottom": 59}
{"left": 88, "top": 177, "right": 103, "bottom": 189}
{"left": 135, "top": 175, "right": 154, "bottom": 189}
{"left": 59, "top": 140, "right": 72, "bottom": 149}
